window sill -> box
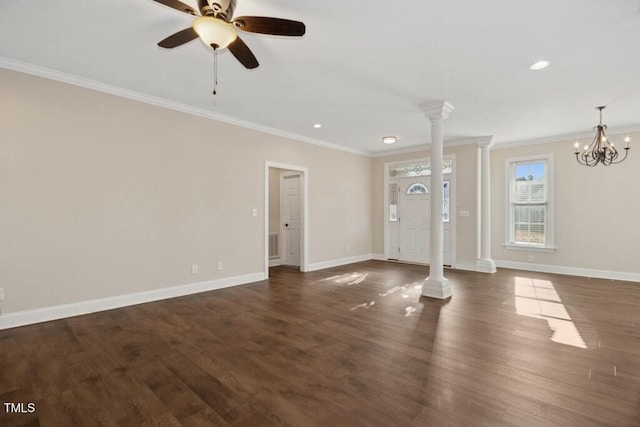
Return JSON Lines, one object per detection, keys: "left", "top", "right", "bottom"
{"left": 503, "top": 244, "right": 557, "bottom": 253}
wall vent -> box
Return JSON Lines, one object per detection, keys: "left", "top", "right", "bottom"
{"left": 268, "top": 233, "right": 279, "bottom": 259}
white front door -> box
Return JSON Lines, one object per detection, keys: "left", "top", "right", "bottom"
{"left": 399, "top": 178, "right": 430, "bottom": 263}
{"left": 392, "top": 177, "right": 451, "bottom": 266}
{"left": 282, "top": 174, "right": 301, "bottom": 267}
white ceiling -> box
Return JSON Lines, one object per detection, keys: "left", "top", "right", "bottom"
{"left": 2, "top": 0, "right": 640, "bottom": 155}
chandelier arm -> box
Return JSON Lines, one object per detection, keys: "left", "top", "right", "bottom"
{"left": 610, "top": 147, "right": 630, "bottom": 165}
{"left": 581, "top": 132, "right": 601, "bottom": 166}
{"left": 606, "top": 147, "right": 619, "bottom": 164}
{"left": 575, "top": 153, "right": 589, "bottom": 166}
{"left": 578, "top": 149, "right": 597, "bottom": 166}
{"left": 600, "top": 129, "right": 619, "bottom": 158}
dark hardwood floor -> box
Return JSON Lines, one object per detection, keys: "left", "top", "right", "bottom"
{"left": 1, "top": 261, "right": 639, "bottom": 426}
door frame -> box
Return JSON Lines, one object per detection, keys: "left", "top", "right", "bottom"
{"left": 264, "top": 162, "right": 309, "bottom": 276}
{"left": 383, "top": 155, "right": 457, "bottom": 267}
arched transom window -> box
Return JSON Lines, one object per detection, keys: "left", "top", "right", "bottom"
{"left": 406, "top": 183, "right": 428, "bottom": 194}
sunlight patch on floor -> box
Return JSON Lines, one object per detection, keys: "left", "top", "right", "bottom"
{"left": 350, "top": 301, "right": 376, "bottom": 311}
{"left": 515, "top": 277, "right": 587, "bottom": 349}
{"left": 347, "top": 280, "right": 425, "bottom": 317}
{"left": 379, "top": 281, "right": 422, "bottom": 297}
{"left": 379, "top": 285, "right": 408, "bottom": 297}
{"left": 321, "top": 272, "right": 368, "bottom": 286}
{"left": 405, "top": 306, "right": 417, "bottom": 317}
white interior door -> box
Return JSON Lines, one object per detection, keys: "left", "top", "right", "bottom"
{"left": 282, "top": 174, "right": 301, "bottom": 267}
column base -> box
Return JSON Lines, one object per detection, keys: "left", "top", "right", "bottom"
{"left": 475, "top": 259, "right": 497, "bottom": 274}
{"left": 421, "top": 276, "right": 452, "bottom": 299}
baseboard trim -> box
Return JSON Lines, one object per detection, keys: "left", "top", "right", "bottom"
{"left": 307, "top": 254, "right": 377, "bottom": 272}
{"left": 475, "top": 259, "right": 497, "bottom": 274}
{"left": 371, "top": 253, "right": 387, "bottom": 261}
{"left": 268, "top": 258, "right": 281, "bottom": 267}
{"left": 0, "top": 272, "right": 267, "bottom": 330}
{"left": 452, "top": 262, "right": 479, "bottom": 272}
{"left": 10, "top": 259, "right": 632, "bottom": 330}
{"left": 495, "top": 260, "right": 640, "bottom": 283}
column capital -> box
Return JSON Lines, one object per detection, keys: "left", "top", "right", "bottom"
{"left": 420, "top": 101, "right": 455, "bottom": 121}
{"left": 476, "top": 136, "right": 495, "bottom": 149}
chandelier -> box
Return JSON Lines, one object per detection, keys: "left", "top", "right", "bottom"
{"left": 574, "top": 106, "right": 631, "bottom": 166}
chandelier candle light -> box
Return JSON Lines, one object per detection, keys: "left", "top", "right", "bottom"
{"left": 574, "top": 106, "right": 631, "bottom": 166}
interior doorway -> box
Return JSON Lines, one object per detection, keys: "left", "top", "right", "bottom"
{"left": 264, "top": 162, "right": 308, "bottom": 277}
{"left": 281, "top": 173, "right": 301, "bottom": 267}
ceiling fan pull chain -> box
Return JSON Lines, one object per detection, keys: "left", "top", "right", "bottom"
{"left": 213, "top": 46, "right": 218, "bottom": 95}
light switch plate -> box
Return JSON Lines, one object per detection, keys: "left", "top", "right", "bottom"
{"left": 0, "top": 288, "right": 4, "bottom": 301}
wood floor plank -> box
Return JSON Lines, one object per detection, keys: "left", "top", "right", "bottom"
{"left": 1, "top": 261, "right": 640, "bottom": 426}
{"left": 37, "top": 389, "right": 86, "bottom": 427}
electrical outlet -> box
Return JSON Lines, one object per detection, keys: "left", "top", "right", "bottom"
{"left": 217, "top": 261, "right": 224, "bottom": 271}
{"left": 527, "top": 255, "right": 534, "bottom": 262}
{"left": 191, "top": 264, "right": 198, "bottom": 274}
{"left": 346, "top": 245, "right": 351, "bottom": 252}
{"left": 0, "top": 288, "right": 3, "bottom": 301}
{"left": 252, "top": 208, "right": 258, "bottom": 217}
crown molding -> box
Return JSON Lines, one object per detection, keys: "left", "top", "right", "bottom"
{"left": 0, "top": 57, "right": 370, "bottom": 157}
{"left": 11, "top": 57, "right": 638, "bottom": 158}
{"left": 371, "top": 136, "right": 492, "bottom": 158}
{"left": 370, "top": 143, "right": 430, "bottom": 158}
{"left": 494, "top": 126, "right": 640, "bottom": 150}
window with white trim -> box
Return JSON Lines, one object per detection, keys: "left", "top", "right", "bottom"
{"left": 506, "top": 155, "right": 554, "bottom": 249}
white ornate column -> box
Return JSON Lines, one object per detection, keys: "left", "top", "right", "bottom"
{"left": 420, "top": 101, "right": 454, "bottom": 299}
{"left": 475, "top": 138, "right": 497, "bottom": 273}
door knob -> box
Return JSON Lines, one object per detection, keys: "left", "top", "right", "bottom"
{"left": 285, "top": 223, "right": 289, "bottom": 227}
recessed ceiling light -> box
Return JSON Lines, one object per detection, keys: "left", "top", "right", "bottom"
{"left": 313, "top": 123, "right": 322, "bottom": 128}
{"left": 529, "top": 60, "right": 551, "bottom": 71}
{"left": 382, "top": 136, "right": 398, "bottom": 144}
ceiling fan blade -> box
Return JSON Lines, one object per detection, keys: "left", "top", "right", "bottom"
{"left": 158, "top": 27, "right": 199, "bottom": 48}
{"left": 151, "top": 0, "right": 197, "bottom": 15}
{"left": 232, "top": 16, "right": 305, "bottom": 36}
{"left": 228, "top": 37, "right": 259, "bottom": 69}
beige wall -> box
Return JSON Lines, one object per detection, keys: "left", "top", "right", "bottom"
{"left": 0, "top": 69, "right": 372, "bottom": 314}
{"left": 268, "top": 168, "right": 281, "bottom": 234}
{"left": 491, "top": 136, "right": 640, "bottom": 273}
{"left": 372, "top": 143, "right": 479, "bottom": 267}
{"left": 373, "top": 136, "right": 640, "bottom": 277}
{"left": 4, "top": 67, "right": 637, "bottom": 317}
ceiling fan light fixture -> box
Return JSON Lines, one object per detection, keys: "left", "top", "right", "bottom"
{"left": 193, "top": 16, "right": 237, "bottom": 49}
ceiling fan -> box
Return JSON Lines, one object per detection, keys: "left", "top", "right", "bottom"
{"left": 152, "top": 0, "right": 306, "bottom": 70}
